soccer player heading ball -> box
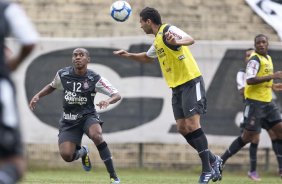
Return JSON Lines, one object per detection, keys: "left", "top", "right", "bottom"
{"left": 114, "top": 7, "right": 223, "bottom": 184}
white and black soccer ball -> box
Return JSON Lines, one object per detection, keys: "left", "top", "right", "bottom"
{"left": 110, "top": 1, "right": 132, "bottom": 22}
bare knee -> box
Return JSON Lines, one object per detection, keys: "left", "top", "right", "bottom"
{"left": 59, "top": 143, "right": 76, "bottom": 162}
{"left": 90, "top": 133, "right": 104, "bottom": 146}
{"left": 60, "top": 150, "right": 74, "bottom": 162}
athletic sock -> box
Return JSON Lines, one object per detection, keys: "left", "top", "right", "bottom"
{"left": 72, "top": 146, "right": 87, "bottom": 161}
{"left": 249, "top": 143, "right": 258, "bottom": 172}
{"left": 97, "top": 141, "right": 117, "bottom": 179}
{"left": 184, "top": 133, "right": 216, "bottom": 164}
{"left": 0, "top": 164, "right": 21, "bottom": 184}
{"left": 274, "top": 139, "right": 282, "bottom": 171}
{"left": 184, "top": 128, "right": 211, "bottom": 173}
{"left": 221, "top": 136, "right": 246, "bottom": 165}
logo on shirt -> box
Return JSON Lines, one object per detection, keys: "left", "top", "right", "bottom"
{"left": 64, "top": 90, "right": 87, "bottom": 105}
{"left": 83, "top": 80, "right": 89, "bottom": 89}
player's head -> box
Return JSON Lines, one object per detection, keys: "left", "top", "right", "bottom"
{"left": 254, "top": 34, "right": 268, "bottom": 56}
{"left": 139, "top": 7, "right": 162, "bottom": 34}
{"left": 72, "top": 48, "right": 90, "bottom": 69}
{"left": 244, "top": 48, "right": 254, "bottom": 63}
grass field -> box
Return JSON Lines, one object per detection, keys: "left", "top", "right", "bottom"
{"left": 20, "top": 168, "right": 282, "bottom": 184}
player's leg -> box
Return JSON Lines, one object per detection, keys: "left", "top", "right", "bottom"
{"left": 58, "top": 125, "right": 89, "bottom": 170}
{"left": 0, "top": 79, "right": 25, "bottom": 184}
{"left": 264, "top": 102, "right": 282, "bottom": 177}
{"left": 84, "top": 118, "right": 120, "bottom": 183}
{"left": 177, "top": 116, "right": 215, "bottom": 184}
{"left": 221, "top": 100, "right": 262, "bottom": 165}
{"left": 247, "top": 134, "right": 261, "bottom": 181}
{"left": 173, "top": 77, "right": 221, "bottom": 183}
{"left": 268, "top": 122, "right": 282, "bottom": 177}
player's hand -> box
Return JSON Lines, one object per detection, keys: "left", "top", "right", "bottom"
{"left": 273, "top": 71, "right": 282, "bottom": 79}
{"left": 29, "top": 95, "right": 39, "bottom": 111}
{"left": 113, "top": 50, "right": 129, "bottom": 57}
{"left": 164, "top": 31, "right": 177, "bottom": 45}
{"left": 96, "top": 100, "right": 109, "bottom": 109}
{"left": 272, "top": 83, "right": 282, "bottom": 91}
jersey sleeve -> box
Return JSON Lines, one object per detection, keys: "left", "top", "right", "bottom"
{"left": 168, "top": 25, "right": 190, "bottom": 39}
{"left": 50, "top": 72, "right": 63, "bottom": 90}
{"left": 95, "top": 77, "right": 119, "bottom": 96}
{"left": 236, "top": 71, "right": 246, "bottom": 90}
{"left": 4, "top": 4, "right": 39, "bottom": 45}
{"left": 246, "top": 59, "right": 260, "bottom": 80}
{"left": 146, "top": 44, "right": 157, "bottom": 58}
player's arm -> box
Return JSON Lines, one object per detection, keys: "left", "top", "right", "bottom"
{"left": 29, "top": 85, "right": 56, "bottom": 110}
{"left": 29, "top": 72, "right": 62, "bottom": 110}
{"left": 5, "top": 3, "right": 39, "bottom": 71}
{"left": 164, "top": 26, "right": 194, "bottom": 46}
{"left": 95, "top": 77, "right": 122, "bottom": 109}
{"left": 236, "top": 71, "right": 245, "bottom": 97}
{"left": 113, "top": 50, "right": 154, "bottom": 63}
{"left": 272, "top": 83, "right": 282, "bottom": 91}
{"left": 246, "top": 58, "right": 282, "bottom": 85}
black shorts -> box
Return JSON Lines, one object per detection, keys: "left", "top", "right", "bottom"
{"left": 244, "top": 99, "right": 282, "bottom": 132}
{"left": 58, "top": 114, "right": 103, "bottom": 145}
{"left": 172, "top": 76, "right": 207, "bottom": 120}
{"left": 0, "top": 78, "right": 23, "bottom": 157}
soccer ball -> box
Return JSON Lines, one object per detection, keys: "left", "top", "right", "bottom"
{"left": 110, "top": 1, "right": 132, "bottom": 22}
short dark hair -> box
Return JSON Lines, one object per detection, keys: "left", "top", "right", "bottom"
{"left": 254, "top": 34, "right": 268, "bottom": 42}
{"left": 139, "top": 7, "right": 162, "bottom": 25}
{"left": 246, "top": 48, "right": 254, "bottom": 52}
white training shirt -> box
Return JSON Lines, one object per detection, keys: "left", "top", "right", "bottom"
{"left": 236, "top": 70, "right": 246, "bottom": 90}
{"left": 4, "top": 3, "right": 39, "bottom": 45}
{"left": 146, "top": 25, "right": 191, "bottom": 58}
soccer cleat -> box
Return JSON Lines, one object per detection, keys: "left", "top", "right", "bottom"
{"left": 198, "top": 170, "right": 215, "bottom": 184}
{"left": 110, "top": 177, "right": 120, "bottom": 184}
{"left": 247, "top": 171, "right": 261, "bottom": 181}
{"left": 211, "top": 155, "right": 223, "bottom": 182}
{"left": 279, "top": 169, "right": 282, "bottom": 179}
{"left": 81, "top": 145, "right": 92, "bottom": 171}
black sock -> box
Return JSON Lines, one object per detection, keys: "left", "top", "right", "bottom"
{"left": 185, "top": 135, "right": 216, "bottom": 164}
{"left": 97, "top": 142, "right": 117, "bottom": 179}
{"left": 0, "top": 164, "right": 21, "bottom": 184}
{"left": 221, "top": 136, "right": 246, "bottom": 165}
{"left": 72, "top": 146, "right": 87, "bottom": 161}
{"left": 274, "top": 139, "right": 282, "bottom": 171}
{"left": 184, "top": 128, "right": 211, "bottom": 173}
{"left": 272, "top": 140, "right": 278, "bottom": 155}
{"left": 249, "top": 143, "right": 258, "bottom": 172}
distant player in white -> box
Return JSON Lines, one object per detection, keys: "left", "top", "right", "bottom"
{"left": 0, "top": 1, "right": 39, "bottom": 184}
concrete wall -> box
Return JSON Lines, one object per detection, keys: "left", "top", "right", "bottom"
{"left": 14, "top": 0, "right": 280, "bottom": 41}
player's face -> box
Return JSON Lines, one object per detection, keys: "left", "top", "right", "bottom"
{"left": 72, "top": 49, "right": 90, "bottom": 69}
{"left": 255, "top": 36, "right": 268, "bottom": 56}
{"left": 140, "top": 18, "right": 153, "bottom": 34}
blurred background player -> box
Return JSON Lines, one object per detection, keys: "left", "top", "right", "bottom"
{"left": 0, "top": 1, "right": 39, "bottom": 184}
{"left": 221, "top": 34, "right": 282, "bottom": 179}
{"left": 114, "top": 7, "right": 222, "bottom": 184}
{"left": 29, "top": 48, "right": 121, "bottom": 184}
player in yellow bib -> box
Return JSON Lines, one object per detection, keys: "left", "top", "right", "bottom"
{"left": 221, "top": 34, "right": 282, "bottom": 179}
{"left": 114, "top": 7, "right": 222, "bottom": 184}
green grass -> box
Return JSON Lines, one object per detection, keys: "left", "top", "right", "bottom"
{"left": 20, "top": 168, "right": 282, "bottom": 184}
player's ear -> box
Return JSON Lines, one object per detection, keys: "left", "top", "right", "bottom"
{"left": 87, "top": 57, "right": 90, "bottom": 63}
